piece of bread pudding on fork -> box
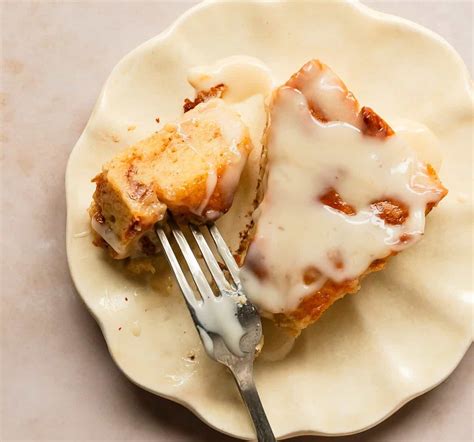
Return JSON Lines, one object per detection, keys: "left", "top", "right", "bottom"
{"left": 89, "top": 97, "right": 253, "bottom": 259}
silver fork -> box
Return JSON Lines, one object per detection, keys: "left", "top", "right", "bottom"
{"left": 155, "top": 214, "right": 276, "bottom": 442}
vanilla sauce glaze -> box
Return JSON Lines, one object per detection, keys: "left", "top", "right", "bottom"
{"left": 176, "top": 98, "right": 249, "bottom": 219}
{"left": 240, "top": 75, "right": 445, "bottom": 315}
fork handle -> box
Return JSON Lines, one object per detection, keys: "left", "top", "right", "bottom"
{"left": 231, "top": 365, "right": 276, "bottom": 442}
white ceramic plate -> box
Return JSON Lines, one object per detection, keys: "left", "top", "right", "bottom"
{"left": 66, "top": 0, "right": 473, "bottom": 439}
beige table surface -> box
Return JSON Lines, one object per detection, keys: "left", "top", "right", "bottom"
{"left": 1, "top": 1, "right": 472, "bottom": 441}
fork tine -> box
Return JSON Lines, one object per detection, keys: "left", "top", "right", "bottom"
{"left": 155, "top": 226, "right": 198, "bottom": 308}
{"left": 189, "top": 224, "right": 233, "bottom": 293}
{"left": 208, "top": 224, "right": 241, "bottom": 286}
{"left": 168, "top": 217, "right": 215, "bottom": 300}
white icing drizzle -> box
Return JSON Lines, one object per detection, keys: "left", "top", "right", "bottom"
{"left": 219, "top": 142, "right": 249, "bottom": 207}
{"left": 197, "top": 326, "right": 215, "bottom": 355}
{"left": 91, "top": 217, "right": 129, "bottom": 258}
{"left": 177, "top": 99, "right": 250, "bottom": 219}
{"left": 73, "top": 230, "right": 90, "bottom": 238}
{"left": 241, "top": 86, "right": 445, "bottom": 314}
{"left": 288, "top": 61, "right": 361, "bottom": 127}
{"left": 188, "top": 55, "right": 273, "bottom": 103}
{"left": 196, "top": 169, "right": 218, "bottom": 216}
{"left": 192, "top": 293, "right": 246, "bottom": 357}
{"left": 91, "top": 218, "right": 160, "bottom": 259}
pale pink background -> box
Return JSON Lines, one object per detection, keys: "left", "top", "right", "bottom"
{"left": 1, "top": 1, "right": 472, "bottom": 441}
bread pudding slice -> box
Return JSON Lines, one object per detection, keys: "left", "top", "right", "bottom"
{"left": 241, "top": 60, "right": 447, "bottom": 335}
{"left": 90, "top": 98, "right": 253, "bottom": 258}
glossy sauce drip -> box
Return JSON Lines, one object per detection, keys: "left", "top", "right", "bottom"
{"left": 175, "top": 98, "right": 250, "bottom": 219}
{"left": 183, "top": 56, "right": 273, "bottom": 221}
{"left": 91, "top": 217, "right": 129, "bottom": 257}
{"left": 193, "top": 293, "right": 247, "bottom": 357}
{"left": 188, "top": 55, "right": 273, "bottom": 103}
{"left": 241, "top": 84, "right": 445, "bottom": 314}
